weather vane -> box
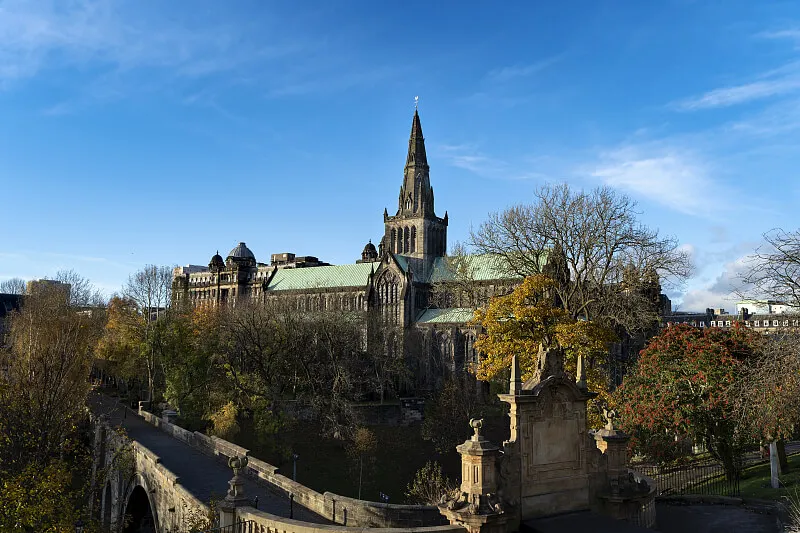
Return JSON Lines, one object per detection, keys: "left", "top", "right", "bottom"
{"left": 414, "top": 96, "right": 419, "bottom": 110}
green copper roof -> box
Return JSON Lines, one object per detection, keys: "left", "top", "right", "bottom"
{"left": 429, "top": 254, "right": 520, "bottom": 283}
{"left": 266, "top": 262, "right": 379, "bottom": 292}
{"left": 416, "top": 307, "right": 476, "bottom": 324}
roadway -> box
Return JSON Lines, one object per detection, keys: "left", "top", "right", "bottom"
{"left": 89, "top": 392, "right": 327, "bottom": 524}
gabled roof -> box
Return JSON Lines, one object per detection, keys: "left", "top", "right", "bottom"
{"left": 416, "top": 307, "right": 476, "bottom": 324}
{"left": 265, "top": 262, "right": 379, "bottom": 292}
{"left": 428, "top": 254, "right": 520, "bottom": 283}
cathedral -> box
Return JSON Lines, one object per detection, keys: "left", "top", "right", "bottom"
{"left": 172, "top": 110, "right": 520, "bottom": 391}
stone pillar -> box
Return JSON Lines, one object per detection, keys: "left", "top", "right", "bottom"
{"left": 439, "top": 419, "right": 508, "bottom": 533}
{"left": 219, "top": 456, "right": 250, "bottom": 528}
{"left": 593, "top": 407, "right": 629, "bottom": 494}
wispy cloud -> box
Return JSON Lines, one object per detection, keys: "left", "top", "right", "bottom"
{"left": 590, "top": 145, "right": 725, "bottom": 216}
{"left": 673, "top": 78, "right": 800, "bottom": 111}
{"left": 485, "top": 54, "right": 563, "bottom": 84}
{"left": 438, "top": 143, "right": 549, "bottom": 181}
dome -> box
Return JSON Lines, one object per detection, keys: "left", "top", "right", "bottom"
{"left": 227, "top": 242, "right": 256, "bottom": 261}
{"left": 361, "top": 240, "right": 378, "bottom": 262}
{"left": 362, "top": 241, "right": 377, "bottom": 254}
{"left": 209, "top": 251, "right": 225, "bottom": 269}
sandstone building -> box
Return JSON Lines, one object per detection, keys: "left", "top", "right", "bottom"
{"left": 173, "top": 111, "right": 520, "bottom": 391}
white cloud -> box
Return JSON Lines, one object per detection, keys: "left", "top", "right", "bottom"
{"left": 590, "top": 145, "right": 723, "bottom": 216}
{"left": 673, "top": 254, "right": 753, "bottom": 312}
{"left": 438, "top": 144, "right": 549, "bottom": 181}
{"left": 485, "top": 54, "right": 563, "bottom": 84}
{"left": 674, "top": 78, "right": 800, "bottom": 111}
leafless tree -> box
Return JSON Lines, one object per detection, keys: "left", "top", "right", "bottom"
{"left": 121, "top": 265, "right": 173, "bottom": 400}
{"left": 54, "top": 269, "right": 106, "bottom": 307}
{"left": 739, "top": 229, "right": 800, "bottom": 309}
{"left": 470, "top": 183, "right": 692, "bottom": 335}
{"left": 429, "top": 242, "right": 509, "bottom": 310}
{"left": 0, "top": 277, "right": 26, "bottom": 295}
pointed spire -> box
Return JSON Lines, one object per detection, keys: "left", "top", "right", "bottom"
{"left": 406, "top": 110, "right": 428, "bottom": 168}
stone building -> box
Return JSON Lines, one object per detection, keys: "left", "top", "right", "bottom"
{"left": 172, "top": 110, "right": 521, "bottom": 392}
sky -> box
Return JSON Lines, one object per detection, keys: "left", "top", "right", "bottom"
{"left": 2, "top": 0, "right": 800, "bottom": 311}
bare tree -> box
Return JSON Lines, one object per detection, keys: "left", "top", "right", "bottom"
{"left": 0, "top": 277, "right": 26, "bottom": 295}
{"left": 54, "top": 269, "right": 106, "bottom": 307}
{"left": 740, "top": 229, "right": 800, "bottom": 309}
{"left": 121, "top": 265, "right": 173, "bottom": 401}
{"left": 470, "top": 183, "right": 692, "bottom": 335}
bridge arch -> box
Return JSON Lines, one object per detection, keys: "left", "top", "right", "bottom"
{"left": 121, "top": 473, "right": 159, "bottom": 533}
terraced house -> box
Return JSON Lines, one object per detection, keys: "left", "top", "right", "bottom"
{"left": 172, "top": 111, "right": 521, "bottom": 391}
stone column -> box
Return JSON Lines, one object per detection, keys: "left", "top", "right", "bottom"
{"left": 439, "top": 419, "right": 508, "bottom": 533}
{"left": 219, "top": 456, "right": 250, "bottom": 528}
{"left": 593, "top": 407, "right": 629, "bottom": 494}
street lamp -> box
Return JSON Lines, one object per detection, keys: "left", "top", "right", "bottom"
{"left": 292, "top": 453, "right": 299, "bottom": 481}
{"left": 74, "top": 518, "right": 84, "bottom": 533}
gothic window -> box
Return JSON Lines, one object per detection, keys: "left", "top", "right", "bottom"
{"left": 358, "top": 294, "right": 364, "bottom": 309}
{"left": 411, "top": 226, "right": 416, "bottom": 253}
{"left": 391, "top": 229, "right": 397, "bottom": 253}
{"left": 404, "top": 226, "right": 410, "bottom": 253}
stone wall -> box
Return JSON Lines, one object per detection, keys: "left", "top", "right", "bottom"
{"left": 137, "top": 407, "right": 446, "bottom": 528}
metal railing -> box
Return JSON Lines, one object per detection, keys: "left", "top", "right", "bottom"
{"left": 634, "top": 457, "right": 740, "bottom": 496}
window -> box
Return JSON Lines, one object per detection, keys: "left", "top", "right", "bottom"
{"left": 774, "top": 320, "right": 779, "bottom": 327}
{"left": 725, "top": 321, "right": 731, "bottom": 327}
{"left": 710, "top": 321, "right": 716, "bottom": 327}
{"left": 794, "top": 320, "right": 799, "bottom": 327}
{"left": 784, "top": 320, "right": 790, "bottom": 327}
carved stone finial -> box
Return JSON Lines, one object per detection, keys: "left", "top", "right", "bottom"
{"left": 470, "top": 418, "right": 483, "bottom": 440}
{"left": 509, "top": 354, "right": 522, "bottom": 394}
{"left": 228, "top": 455, "right": 249, "bottom": 476}
{"left": 601, "top": 405, "right": 618, "bottom": 432}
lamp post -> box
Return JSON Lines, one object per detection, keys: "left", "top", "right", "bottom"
{"left": 292, "top": 453, "right": 299, "bottom": 481}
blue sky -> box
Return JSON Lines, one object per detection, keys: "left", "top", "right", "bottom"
{"left": 2, "top": 0, "right": 800, "bottom": 310}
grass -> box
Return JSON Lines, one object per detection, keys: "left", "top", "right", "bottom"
{"left": 737, "top": 453, "right": 800, "bottom": 501}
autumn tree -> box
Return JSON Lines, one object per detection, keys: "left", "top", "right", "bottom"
{"left": 735, "top": 333, "right": 800, "bottom": 474}
{"left": 471, "top": 183, "right": 691, "bottom": 336}
{"left": 120, "top": 264, "right": 173, "bottom": 401}
{"left": 616, "top": 323, "right": 761, "bottom": 479}
{"left": 405, "top": 461, "right": 457, "bottom": 505}
{"left": 0, "top": 274, "right": 105, "bottom": 529}
{"left": 473, "top": 274, "right": 616, "bottom": 427}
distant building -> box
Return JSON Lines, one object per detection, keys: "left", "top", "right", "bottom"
{"left": 0, "top": 293, "right": 23, "bottom": 346}
{"left": 26, "top": 279, "right": 71, "bottom": 301}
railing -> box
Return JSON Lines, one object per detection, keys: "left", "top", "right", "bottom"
{"left": 634, "top": 457, "right": 740, "bottom": 497}
{"left": 199, "top": 520, "right": 256, "bottom": 533}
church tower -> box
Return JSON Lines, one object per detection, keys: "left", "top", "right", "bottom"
{"left": 383, "top": 110, "right": 448, "bottom": 262}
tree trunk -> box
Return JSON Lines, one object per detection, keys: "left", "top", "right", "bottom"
{"left": 770, "top": 441, "right": 780, "bottom": 489}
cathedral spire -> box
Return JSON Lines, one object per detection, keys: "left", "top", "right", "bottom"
{"left": 406, "top": 110, "right": 428, "bottom": 169}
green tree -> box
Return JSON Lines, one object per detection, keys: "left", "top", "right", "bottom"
{"left": 405, "top": 461, "right": 457, "bottom": 505}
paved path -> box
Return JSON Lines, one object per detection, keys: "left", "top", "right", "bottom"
{"left": 90, "top": 393, "right": 327, "bottom": 524}
{"left": 655, "top": 502, "right": 781, "bottom": 533}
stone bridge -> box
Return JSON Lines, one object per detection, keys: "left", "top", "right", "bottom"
{"left": 91, "top": 350, "right": 658, "bottom": 533}
{"left": 90, "top": 393, "right": 457, "bottom": 533}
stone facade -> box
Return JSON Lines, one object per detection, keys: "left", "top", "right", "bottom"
{"left": 171, "top": 111, "right": 522, "bottom": 393}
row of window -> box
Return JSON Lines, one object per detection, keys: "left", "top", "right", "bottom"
{"left": 667, "top": 319, "right": 800, "bottom": 328}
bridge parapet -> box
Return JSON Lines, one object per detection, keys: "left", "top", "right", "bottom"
{"left": 136, "top": 407, "right": 449, "bottom": 528}
{"left": 237, "top": 506, "right": 467, "bottom": 533}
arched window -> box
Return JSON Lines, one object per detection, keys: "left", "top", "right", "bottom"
{"left": 391, "top": 229, "right": 397, "bottom": 253}
{"left": 411, "top": 226, "right": 417, "bottom": 253}
{"left": 404, "top": 226, "right": 410, "bottom": 253}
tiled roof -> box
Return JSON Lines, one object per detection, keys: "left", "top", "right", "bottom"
{"left": 429, "top": 254, "right": 521, "bottom": 283}
{"left": 266, "top": 262, "right": 379, "bottom": 292}
{"left": 416, "top": 307, "right": 476, "bottom": 324}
